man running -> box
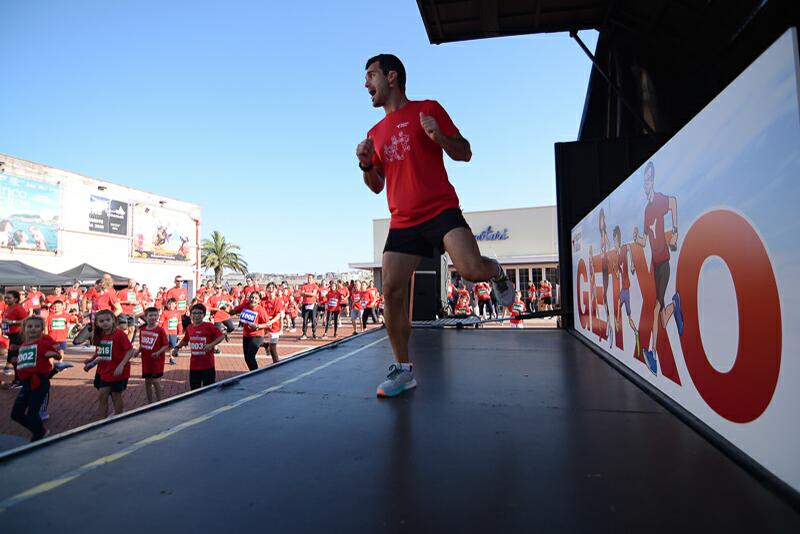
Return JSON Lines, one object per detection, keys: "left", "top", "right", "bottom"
{"left": 357, "top": 54, "right": 514, "bottom": 397}
{"left": 632, "top": 161, "right": 684, "bottom": 375}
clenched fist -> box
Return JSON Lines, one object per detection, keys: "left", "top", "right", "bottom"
{"left": 419, "top": 112, "right": 442, "bottom": 142}
{"left": 356, "top": 138, "right": 374, "bottom": 166}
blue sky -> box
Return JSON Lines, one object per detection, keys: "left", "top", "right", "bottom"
{"left": 1, "top": 0, "right": 596, "bottom": 273}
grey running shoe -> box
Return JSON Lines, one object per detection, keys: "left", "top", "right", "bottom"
{"left": 376, "top": 364, "right": 416, "bottom": 397}
{"left": 491, "top": 266, "right": 515, "bottom": 307}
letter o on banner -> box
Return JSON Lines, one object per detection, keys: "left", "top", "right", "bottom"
{"left": 676, "top": 210, "right": 782, "bottom": 423}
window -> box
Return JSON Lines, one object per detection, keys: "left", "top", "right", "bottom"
{"left": 506, "top": 268, "right": 516, "bottom": 288}
{"left": 531, "top": 267, "right": 543, "bottom": 287}
{"left": 518, "top": 268, "right": 530, "bottom": 293}
{"left": 545, "top": 267, "right": 560, "bottom": 285}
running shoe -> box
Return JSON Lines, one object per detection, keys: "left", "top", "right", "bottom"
{"left": 169, "top": 356, "right": 177, "bottom": 365}
{"left": 2, "top": 366, "right": 13, "bottom": 376}
{"left": 10, "top": 380, "right": 22, "bottom": 389}
{"left": 673, "top": 292, "right": 684, "bottom": 336}
{"left": 643, "top": 349, "right": 658, "bottom": 375}
{"left": 39, "top": 409, "right": 49, "bottom": 421}
{"left": 299, "top": 335, "right": 308, "bottom": 340}
{"left": 376, "top": 364, "right": 417, "bottom": 397}
{"left": 53, "top": 361, "right": 74, "bottom": 372}
{"left": 491, "top": 266, "right": 515, "bottom": 307}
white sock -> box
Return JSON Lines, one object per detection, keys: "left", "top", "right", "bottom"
{"left": 399, "top": 362, "right": 413, "bottom": 371}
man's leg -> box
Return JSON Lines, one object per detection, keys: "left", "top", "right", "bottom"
{"left": 442, "top": 228, "right": 514, "bottom": 305}
{"left": 382, "top": 251, "right": 421, "bottom": 364}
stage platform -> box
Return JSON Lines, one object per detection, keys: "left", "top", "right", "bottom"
{"left": 0, "top": 328, "right": 798, "bottom": 532}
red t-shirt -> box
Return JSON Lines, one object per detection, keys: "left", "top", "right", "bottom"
{"left": 2, "top": 303, "right": 28, "bottom": 336}
{"left": 337, "top": 287, "right": 349, "bottom": 306}
{"left": 232, "top": 303, "right": 270, "bottom": 337}
{"left": 45, "top": 294, "right": 65, "bottom": 306}
{"left": 97, "top": 328, "right": 134, "bottom": 382}
{"left": 47, "top": 312, "right": 70, "bottom": 342}
{"left": 318, "top": 287, "right": 329, "bottom": 304}
{"left": 326, "top": 292, "right": 341, "bottom": 312}
{"left": 351, "top": 290, "right": 364, "bottom": 311}
{"left": 92, "top": 290, "right": 119, "bottom": 313}
{"left": 644, "top": 192, "right": 671, "bottom": 266}
{"left": 447, "top": 282, "right": 455, "bottom": 299}
{"left": 182, "top": 322, "right": 223, "bottom": 370}
{"left": 368, "top": 100, "right": 461, "bottom": 229}
{"left": 527, "top": 284, "right": 536, "bottom": 301}
{"left": 457, "top": 288, "right": 470, "bottom": 303}
{"left": 165, "top": 287, "right": 189, "bottom": 312}
{"left": 242, "top": 285, "right": 260, "bottom": 299}
{"left": 539, "top": 283, "right": 552, "bottom": 299}
{"left": 261, "top": 297, "right": 285, "bottom": 334}
{"left": 454, "top": 302, "right": 472, "bottom": 316}
{"left": 27, "top": 291, "right": 45, "bottom": 309}
{"left": 17, "top": 335, "right": 58, "bottom": 382}
{"left": 66, "top": 288, "right": 83, "bottom": 305}
{"left": 119, "top": 288, "right": 140, "bottom": 315}
{"left": 159, "top": 309, "right": 183, "bottom": 335}
{"left": 209, "top": 294, "right": 233, "bottom": 322}
{"left": 474, "top": 282, "right": 491, "bottom": 301}
{"left": 365, "top": 288, "right": 380, "bottom": 307}
{"left": 139, "top": 326, "right": 169, "bottom": 376}
{"left": 301, "top": 283, "right": 319, "bottom": 305}
{"left": 509, "top": 300, "right": 526, "bottom": 324}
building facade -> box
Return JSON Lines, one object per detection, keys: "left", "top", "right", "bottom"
{"left": 351, "top": 205, "right": 559, "bottom": 290}
{"left": 0, "top": 153, "right": 201, "bottom": 293}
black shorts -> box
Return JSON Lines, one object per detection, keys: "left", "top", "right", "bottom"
{"left": 654, "top": 260, "right": 670, "bottom": 309}
{"left": 95, "top": 377, "right": 128, "bottom": 392}
{"left": 189, "top": 368, "right": 216, "bottom": 390}
{"left": 383, "top": 208, "right": 470, "bottom": 258}
{"left": 142, "top": 372, "right": 164, "bottom": 379}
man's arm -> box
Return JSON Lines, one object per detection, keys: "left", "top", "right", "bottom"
{"left": 668, "top": 196, "right": 679, "bottom": 247}
{"left": 356, "top": 137, "right": 385, "bottom": 194}
{"left": 419, "top": 113, "right": 471, "bottom": 162}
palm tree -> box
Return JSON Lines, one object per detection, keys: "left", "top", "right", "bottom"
{"left": 201, "top": 231, "right": 248, "bottom": 284}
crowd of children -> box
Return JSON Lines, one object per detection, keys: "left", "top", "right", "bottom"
{"left": 1, "top": 273, "right": 386, "bottom": 441}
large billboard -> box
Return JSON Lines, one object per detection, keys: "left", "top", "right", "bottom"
{"left": 89, "top": 195, "right": 128, "bottom": 235}
{"left": 571, "top": 29, "right": 800, "bottom": 491}
{"left": 0, "top": 173, "right": 60, "bottom": 253}
{"left": 131, "top": 204, "right": 194, "bottom": 262}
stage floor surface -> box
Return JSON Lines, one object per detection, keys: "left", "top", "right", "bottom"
{"left": 1, "top": 328, "right": 797, "bottom": 532}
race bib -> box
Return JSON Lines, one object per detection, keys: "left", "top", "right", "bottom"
{"left": 31, "top": 297, "right": 40, "bottom": 306}
{"left": 239, "top": 308, "right": 258, "bottom": 325}
{"left": 478, "top": 287, "right": 489, "bottom": 296}
{"left": 50, "top": 318, "right": 67, "bottom": 331}
{"left": 167, "top": 317, "right": 178, "bottom": 331}
{"left": 133, "top": 304, "right": 144, "bottom": 315}
{"left": 361, "top": 300, "right": 368, "bottom": 307}
{"left": 513, "top": 303, "right": 524, "bottom": 313}
{"left": 304, "top": 304, "right": 315, "bottom": 311}
{"left": 1, "top": 321, "right": 9, "bottom": 334}
{"left": 97, "top": 340, "right": 113, "bottom": 361}
{"left": 17, "top": 345, "right": 37, "bottom": 369}
{"left": 177, "top": 300, "right": 187, "bottom": 311}
{"left": 328, "top": 298, "right": 338, "bottom": 307}
{"left": 140, "top": 331, "right": 158, "bottom": 350}
{"left": 189, "top": 336, "right": 206, "bottom": 356}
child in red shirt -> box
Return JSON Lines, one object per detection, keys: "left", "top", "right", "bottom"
{"left": 136, "top": 307, "right": 170, "bottom": 403}
{"left": 159, "top": 298, "right": 183, "bottom": 365}
{"left": 10, "top": 316, "right": 59, "bottom": 441}
{"left": 3, "top": 290, "right": 29, "bottom": 378}
{"left": 172, "top": 304, "right": 225, "bottom": 390}
{"left": 509, "top": 291, "right": 526, "bottom": 329}
{"left": 46, "top": 300, "right": 70, "bottom": 358}
{"left": 261, "top": 283, "right": 285, "bottom": 364}
{"left": 82, "top": 310, "right": 136, "bottom": 418}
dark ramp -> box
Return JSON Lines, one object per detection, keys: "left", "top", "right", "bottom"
{"left": 0, "top": 329, "right": 798, "bottom": 533}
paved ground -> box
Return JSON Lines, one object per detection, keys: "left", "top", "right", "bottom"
{"left": 0, "top": 317, "right": 555, "bottom": 445}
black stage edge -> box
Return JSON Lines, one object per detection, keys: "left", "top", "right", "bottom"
{"left": 1, "top": 329, "right": 798, "bottom": 533}
{"left": 567, "top": 328, "right": 800, "bottom": 512}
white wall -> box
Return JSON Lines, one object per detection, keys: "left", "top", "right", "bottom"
{"left": 0, "top": 153, "right": 201, "bottom": 292}
{"left": 372, "top": 206, "right": 557, "bottom": 263}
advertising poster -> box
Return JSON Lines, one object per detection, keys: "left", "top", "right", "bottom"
{"left": 89, "top": 195, "right": 128, "bottom": 235}
{"left": 571, "top": 30, "right": 800, "bottom": 491}
{"left": 0, "top": 173, "right": 60, "bottom": 252}
{"left": 131, "top": 204, "right": 194, "bottom": 262}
